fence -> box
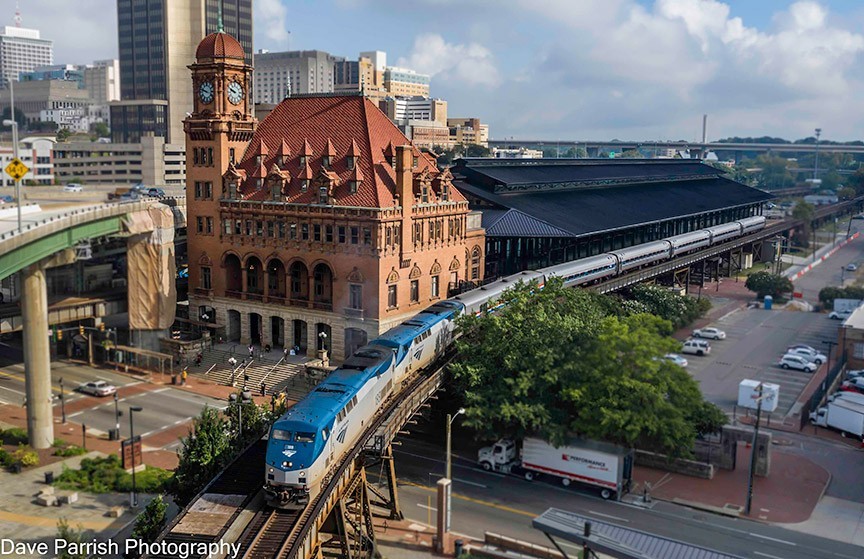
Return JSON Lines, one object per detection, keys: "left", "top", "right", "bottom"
{"left": 800, "top": 354, "right": 847, "bottom": 430}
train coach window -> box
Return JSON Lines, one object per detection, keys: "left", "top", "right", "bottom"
{"left": 272, "top": 429, "right": 292, "bottom": 441}
{"left": 296, "top": 432, "right": 316, "bottom": 443}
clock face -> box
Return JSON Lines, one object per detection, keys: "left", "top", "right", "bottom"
{"left": 227, "top": 81, "right": 244, "bottom": 105}
{"left": 198, "top": 81, "right": 214, "bottom": 104}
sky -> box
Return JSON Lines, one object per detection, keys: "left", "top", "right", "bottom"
{"left": 12, "top": 0, "right": 864, "bottom": 142}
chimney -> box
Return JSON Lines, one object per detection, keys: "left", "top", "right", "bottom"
{"left": 396, "top": 145, "right": 414, "bottom": 260}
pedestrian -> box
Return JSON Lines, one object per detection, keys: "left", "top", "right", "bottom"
{"left": 181, "top": 368, "right": 188, "bottom": 385}
{"left": 283, "top": 347, "right": 289, "bottom": 359}
{"left": 248, "top": 344, "right": 254, "bottom": 358}
{"left": 260, "top": 381, "right": 266, "bottom": 397}
{"left": 195, "top": 353, "right": 202, "bottom": 366}
{"left": 265, "top": 343, "right": 271, "bottom": 353}
{"left": 228, "top": 356, "right": 237, "bottom": 368}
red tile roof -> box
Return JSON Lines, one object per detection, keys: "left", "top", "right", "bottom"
{"left": 196, "top": 32, "right": 245, "bottom": 61}
{"left": 236, "top": 95, "right": 463, "bottom": 208}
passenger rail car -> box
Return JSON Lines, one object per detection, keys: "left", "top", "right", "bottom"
{"left": 264, "top": 215, "right": 766, "bottom": 508}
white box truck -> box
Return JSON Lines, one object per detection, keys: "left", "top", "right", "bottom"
{"left": 809, "top": 398, "right": 864, "bottom": 437}
{"left": 737, "top": 380, "right": 780, "bottom": 413}
{"left": 477, "top": 437, "right": 633, "bottom": 500}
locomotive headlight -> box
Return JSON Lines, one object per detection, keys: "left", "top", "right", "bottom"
{"left": 282, "top": 461, "right": 292, "bottom": 468}
{"left": 269, "top": 467, "right": 274, "bottom": 473}
{"left": 299, "top": 471, "right": 305, "bottom": 477}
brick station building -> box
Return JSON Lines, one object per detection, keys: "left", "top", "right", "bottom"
{"left": 184, "top": 31, "right": 483, "bottom": 360}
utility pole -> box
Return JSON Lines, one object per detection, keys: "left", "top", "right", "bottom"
{"left": 814, "top": 128, "right": 822, "bottom": 182}
{"left": 745, "top": 383, "right": 765, "bottom": 516}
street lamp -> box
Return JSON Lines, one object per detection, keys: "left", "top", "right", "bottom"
{"left": 446, "top": 408, "right": 465, "bottom": 480}
{"left": 58, "top": 377, "right": 66, "bottom": 424}
{"left": 814, "top": 128, "right": 822, "bottom": 182}
{"left": 318, "top": 331, "right": 328, "bottom": 351}
{"left": 129, "top": 405, "right": 143, "bottom": 507}
{"left": 113, "top": 392, "right": 120, "bottom": 439}
{"left": 3, "top": 78, "right": 21, "bottom": 231}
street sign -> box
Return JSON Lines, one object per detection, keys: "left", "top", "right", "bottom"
{"left": 4, "top": 157, "right": 29, "bottom": 181}
{"left": 121, "top": 435, "right": 142, "bottom": 469}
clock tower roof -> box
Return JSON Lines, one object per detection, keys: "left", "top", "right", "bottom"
{"left": 196, "top": 31, "right": 245, "bottom": 61}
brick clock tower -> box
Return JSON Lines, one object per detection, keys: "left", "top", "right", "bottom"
{"left": 185, "top": 30, "right": 256, "bottom": 321}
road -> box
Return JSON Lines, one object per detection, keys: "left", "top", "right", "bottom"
{"left": 377, "top": 437, "right": 863, "bottom": 559}
{"left": 793, "top": 220, "right": 864, "bottom": 303}
{"left": 0, "top": 353, "right": 224, "bottom": 450}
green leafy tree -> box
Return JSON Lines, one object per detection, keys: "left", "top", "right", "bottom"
{"left": 837, "top": 186, "right": 856, "bottom": 200}
{"left": 745, "top": 271, "right": 793, "bottom": 299}
{"left": 819, "top": 285, "right": 864, "bottom": 306}
{"left": 56, "top": 519, "right": 89, "bottom": 559}
{"left": 91, "top": 121, "right": 110, "bottom": 138}
{"left": 791, "top": 201, "right": 815, "bottom": 248}
{"left": 127, "top": 495, "right": 168, "bottom": 558}
{"left": 450, "top": 278, "right": 725, "bottom": 456}
{"left": 170, "top": 406, "right": 231, "bottom": 506}
{"left": 752, "top": 155, "right": 794, "bottom": 189}
{"left": 820, "top": 171, "right": 842, "bottom": 191}
{"left": 225, "top": 392, "right": 269, "bottom": 447}
{"left": 56, "top": 128, "right": 72, "bottom": 142}
{"left": 465, "top": 144, "right": 491, "bottom": 157}
{"left": 619, "top": 149, "right": 643, "bottom": 158}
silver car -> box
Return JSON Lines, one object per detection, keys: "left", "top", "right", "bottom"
{"left": 779, "top": 354, "right": 817, "bottom": 372}
{"left": 786, "top": 347, "right": 827, "bottom": 364}
{"left": 78, "top": 380, "right": 117, "bottom": 397}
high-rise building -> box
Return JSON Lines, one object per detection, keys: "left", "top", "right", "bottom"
{"left": 448, "top": 117, "right": 489, "bottom": 147}
{"left": 83, "top": 60, "right": 121, "bottom": 104}
{"left": 380, "top": 96, "right": 447, "bottom": 126}
{"left": 112, "top": 0, "right": 253, "bottom": 144}
{"left": 0, "top": 18, "right": 53, "bottom": 89}
{"left": 384, "top": 67, "right": 430, "bottom": 97}
{"left": 253, "top": 50, "right": 343, "bottom": 104}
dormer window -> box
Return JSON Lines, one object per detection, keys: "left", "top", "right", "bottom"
{"left": 299, "top": 155, "right": 307, "bottom": 167}
{"left": 277, "top": 155, "right": 284, "bottom": 166}
{"left": 421, "top": 186, "right": 429, "bottom": 204}
{"left": 301, "top": 179, "right": 308, "bottom": 192}
{"left": 441, "top": 185, "right": 449, "bottom": 201}
{"left": 389, "top": 156, "right": 396, "bottom": 167}
{"left": 271, "top": 181, "right": 280, "bottom": 201}
{"left": 318, "top": 186, "right": 328, "bottom": 204}
{"left": 349, "top": 180, "right": 359, "bottom": 194}
{"left": 256, "top": 155, "right": 261, "bottom": 165}
{"left": 413, "top": 156, "right": 419, "bottom": 168}
{"left": 228, "top": 182, "right": 237, "bottom": 199}
{"left": 257, "top": 178, "right": 263, "bottom": 188}
{"left": 322, "top": 155, "right": 331, "bottom": 169}
{"left": 347, "top": 156, "right": 356, "bottom": 170}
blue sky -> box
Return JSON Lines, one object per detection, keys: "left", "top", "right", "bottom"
{"left": 16, "top": 0, "right": 864, "bottom": 141}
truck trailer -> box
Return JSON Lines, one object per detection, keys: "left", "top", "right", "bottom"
{"left": 477, "top": 437, "right": 633, "bottom": 500}
{"left": 810, "top": 398, "right": 864, "bottom": 437}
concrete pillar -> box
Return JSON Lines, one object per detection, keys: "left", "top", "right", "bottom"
{"left": 307, "top": 325, "right": 318, "bottom": 359}
{"left": 21, "top": 265, "right": 53, "bottom": 449}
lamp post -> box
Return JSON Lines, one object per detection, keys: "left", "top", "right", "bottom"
{"left": 318, "top": 331, "right": 327, "bottom": 351}
{"left": 814, "top": 128, "right": 822, "bottom": 182}
{"left": 113, "top": 392, "right": 120, "bottom": 437}
{"left": 446, "top": 408, "right": 465, "bottom": 480}
{"left": 129, "top": 405, "right": 143, "bottom": 507}
{"left": 4, "top": 77, "right": 21, "bottom": 232}
{"left": 58, "top": 377, "right": 66, "bottom": 424}
{"left": 744, "top": 383, "right": 766, "bottom": 516}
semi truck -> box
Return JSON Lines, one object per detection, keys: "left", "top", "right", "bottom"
{"left": 809, "top": 398, "right": 864, "bottom": 437}
{"left": 477, "top": 437, "right": 633, "bottom": 500}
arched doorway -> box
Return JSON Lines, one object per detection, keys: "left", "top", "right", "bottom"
{"left": 316, "top": 323, "right": 332, "bottom": 352}
{"left": 224, "top": 254, "right": 242, "bottom": 296}
{"left": 249, "top": 312, "right": 262, "bottom": 345}
{"left": 344, "top": 327, "right": 367, "bottom": 357}
{"left": 312, "top": 263, "right": 333, "bottom": 310}
{"left": 227, "top": 310, "right": 241, "bottom": 342}
{"left": 271, "top": 316, "right": 284, "bottom": 348}
{"left": 267, "top": 259, "right": 286, "bottom": 301}
{"left": 292, "top": 319, "right": 307, "bottom": 352}
{"left": 246, "top": 256, "right": 263, "bottom": 297}
{"left": 289, "top": 261, "right": 309, "bottom": 303}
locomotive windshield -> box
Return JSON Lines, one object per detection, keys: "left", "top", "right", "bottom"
{"left": 272, "top": 429, "right": 292, "bottom": 440}
{"left": 295, "top": 432, "right": 316, "bottom": 443}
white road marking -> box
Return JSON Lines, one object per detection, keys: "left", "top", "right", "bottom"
{"left": 453, "top": 478, "right": 488, "bottom": 489}
{"left": 587, "top": 510, "right": 630, "bottom": 523}
{"left": 748, "top": 533, "right": 796, "bottom": 546}
{"left": 754, "top": 552, "right": 785, "bottom": 559}
{"left": 416, "top": 503, "right": 437, "bottom": 512}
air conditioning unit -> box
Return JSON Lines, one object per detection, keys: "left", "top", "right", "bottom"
{"left": 75, "top": 242, "right": 92, "bottom": 260}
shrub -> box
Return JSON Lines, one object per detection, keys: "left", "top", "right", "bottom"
{"left": 0, "top": 448, "right": 11, "bottom": 468}
{"left": 54, "top": 455, "right": 172, "bottom": 494}
{"left": 745, "top": 271, "right": 793, "bottom": 299}
{"left": 1, "top": 427, "right": 29, "bottom": 445}
{"left": 54, "top": 445, "right": 87, "bottom": 457}
{"left": 12, "top": 444, "right": 39, "bottom": 467}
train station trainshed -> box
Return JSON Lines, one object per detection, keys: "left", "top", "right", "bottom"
{"left": 451, "top": 158, "right": 773, "bottom": 279}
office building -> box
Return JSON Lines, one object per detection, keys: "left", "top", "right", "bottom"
{"left": 384, "top": 67, "right": 430, "bottom": 97}
{"left": 0, "top": 136, "right": 54, "bottom": 186}
{"left": 112, "top": 0, "right": 253, "bottom": 144}
{"left": 493, "top": 147, "right": 543, "bottom": 159}
{"left": 20, "top": 65, "right": 84, "bottom": 87}
{"left": 0, "top": 80, "right": 91, "bottom": 123}
{"left": 380, "top": 96, "right": 447, "bottom": 126}
{"left": 0, "top": 20, "right": 53, "bottom": 88}
{"left": 83, "top": 60, "right": 121, "bottom": 104}
{"left": 185, "top": 32, "right": 484, "bottom": 360}
{"left": 253, "top": 50, "right": 342, "bottom": 103}
{"left": 448, "top": 117, "right": 489, "bottom": 147}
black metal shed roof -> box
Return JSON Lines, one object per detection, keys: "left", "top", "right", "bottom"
{"left": 533, "top": 508, "right": 744, "bottom": 559}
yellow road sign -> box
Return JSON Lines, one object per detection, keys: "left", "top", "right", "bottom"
{"left": 4, "top": 157, "right": 29, "bottom": 181}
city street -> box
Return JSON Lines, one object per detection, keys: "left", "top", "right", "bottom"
{"left": 375, "top": 437, "right": 864, "bottom": 559}
{"left": 793, "top": 219, "right": 864, "bottom": 303}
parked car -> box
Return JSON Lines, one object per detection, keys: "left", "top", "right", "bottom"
{"left": 63, "top": 183, "right": 83, "bottom": 192}
{"left": 846, "top": 369, "right": 864, "bottom": 380}
{"left": 854, "top": 214, "right": 864, "bottom": 220}
{"left": 0, "top": 195, "right": 13, "bottom": 203}
{"left": 681, "top": 339, "right": 711, "bottom": 356}
{"left": 146, "top": 187, "right": 165, "bottom": 197}
{"left": 841, "top": 378, "right": 864, "bottom": 394}
{"left": 786, "top": 347, "right": 827, "bottom": 364}
{"left": 779, "top": 354, "right": 818, "bottom": 372}
{"left": 847, "top": 264, "right": 858, "bottom": 272}
{"left": 829, "top": 309, "right": 854, "bottom": 320}
{"left": 78, "top": 380, "right": 116, "bottom": 397}
{"left": 663, "top": 354, "right": 689, "bottom": 368}
{"left": 788, "top": 344, "right": 816, "bottom": 354}
{"left": 692, "top": 327, "right": 726, "bottom": 340}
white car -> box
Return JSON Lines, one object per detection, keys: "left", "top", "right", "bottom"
{"left": 63, "top": 184, "right": 83, "bottom": 192}
{"left": 78, "top": 380, "right": 116, "bottom": 397}
{"left": 787, "top": 344, "right": 816, "bottom": 354}
{"left": 692, "top": 327, "right": 726, "bottom": 340}
{"left": 681, "top": 339, "right": 711, "bottom": 356}
{"left": 829, "top": 309, "right": 853, "bottom": 320}
{"left": 786, "top": 347, "right": 827, "bottom": 364}
{"left": 847, "top": 264, "right": 858, "bottom": 272}
{"left": 663, "top": 354, "right": 689, "bottom": 368}
{"left": 845, "top": 369, "right": 864, "bottom": 380}
{"left": 779, "top": 354, "right": 818, "bottom": 372}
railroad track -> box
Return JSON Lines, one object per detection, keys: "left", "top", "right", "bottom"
{"left": 238, "top": 509, "right": 304, "bottom": 559}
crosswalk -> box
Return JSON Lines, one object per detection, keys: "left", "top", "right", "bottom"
{"left": 185, "top": 347, "right": 321, "bottom": 400}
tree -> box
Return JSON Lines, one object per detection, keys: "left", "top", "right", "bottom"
{"left": 450, "top": 278, "right": 726, "bottom": 456}
{"left": 820, "top": 171, "right": 842, "bottom": 192}
{"left": 464, "top": 144, "right": 491, "bottom": 158}
{"left": 619, "top": 149, "right": 643, "bottom": 158}
{"left": 745, "top": 271, "right": 793, "bottom": 299}
{"left": 838, "top": 186, "right": 856, "bottom": 200}
{"left": 56, "top": 128, "right": 72, "bottom": 142}
{"left": 91, "top": 121, "right": 110, "bottom": 138}
{"left": 224, "top": 392, "right": 269, "bottom": 447}
{"left": 170, "top": 406, "right": 231, "bottom": 506}
{"left": 791, "top": 200, "right": 815, "bottom": 248}
{"left": 752, "top": 155, "right": 794, "bottom": 189}
{"left": 56, "top": 519, "right": 89, "bottom": 559}
{"left": 127, "top": 495, "right": 168, "bottom": 558}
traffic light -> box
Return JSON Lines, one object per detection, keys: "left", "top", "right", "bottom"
{"left": 57, "top": 329, "right": 63, "bottom": 341}
{"left": 79, "top": 325, "right": 85, "bottom": 336}
{"left": 99, "top": 323, "right": 105, "bottom": 332}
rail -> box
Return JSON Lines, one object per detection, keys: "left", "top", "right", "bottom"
{"left": 203, "top": 363, "right": 217, "bottom": 377}
{"left": 261, "top": 357, "right": 286, "bottom": 384}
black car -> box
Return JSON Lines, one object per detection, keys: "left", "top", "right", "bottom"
{"left": 147, "top": 188, "right": 165, "bottom": 197}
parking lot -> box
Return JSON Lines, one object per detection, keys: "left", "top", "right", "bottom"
{"left": 683, "top": 306, "right": 840, "bottom": 415}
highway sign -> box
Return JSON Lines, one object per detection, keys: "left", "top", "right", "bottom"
{"left": 4, "top": 157, "right": 29, "bottom": 181}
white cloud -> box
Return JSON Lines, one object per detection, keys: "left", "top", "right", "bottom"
{"left": 256, "top": 0, "right": 290, "bottom": 45}
{"left": 398, "top": 33, "right": 500, "bottom": 88}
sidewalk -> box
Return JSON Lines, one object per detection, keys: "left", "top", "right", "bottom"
{"left": 783, "top": 232, "right": 858, "bottom": 280}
